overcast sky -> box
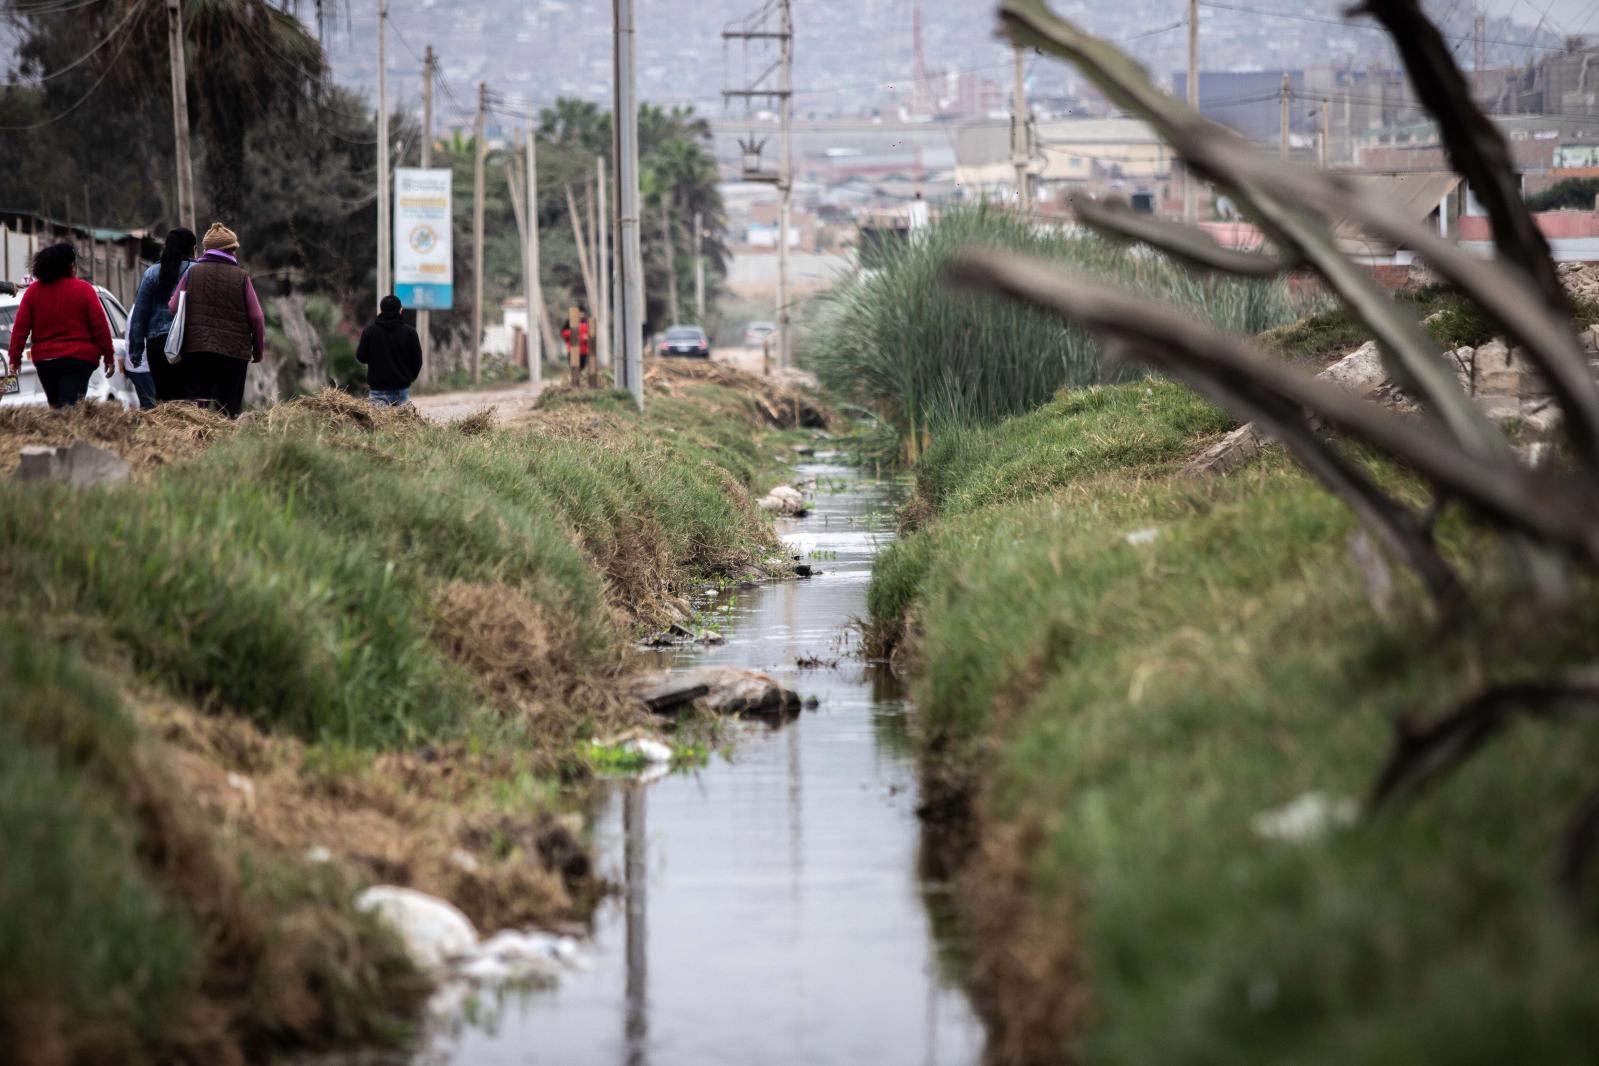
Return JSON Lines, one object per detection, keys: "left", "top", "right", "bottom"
{"left": 1501, "top": 0, "right": 1599, "bottom": 37}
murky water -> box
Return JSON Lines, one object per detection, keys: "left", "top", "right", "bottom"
{"left": 420, "top": 462, "right": 984, "bottom": 1066}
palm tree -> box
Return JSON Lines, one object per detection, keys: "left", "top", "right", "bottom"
{"left": 539, "top": 98, "right": 609, "bottom": 156}
{"left": 4, "top": 0, "right": 330, "bottom": 222}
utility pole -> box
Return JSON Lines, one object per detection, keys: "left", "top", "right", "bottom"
{"left": 586, "top": 177, "right": 600, "bottom": 387}
{"left": 596, "top": 155, "right": 611, "bottom": 371}
{"left": 1012, "top": 44, "right": 1030, "bottom": 211}
{"left": 1320, "top": 98, "right": 1330, "bottom": 169}
{"left": 527, "top": 129, "right": 542, "bottom": 386}
{"left": 82, "top": 188, "right": 94, "bottom": 284}
{"left": 1279, "top": 72, "right": 1290, "bottom": 158}
{"left": 165, "top": 0, "right": 195, "bottom": 233}
{"left": 1474, "top": 7, "right": 1486, "bottom": 74}
{"left": 614, "top": 0, "right": 645, "bottom": 408}
{"left": 418, "top": 45, "right": 435, "bottom": 381}
{"left": 723, "top": 0, "right": 793, "bottom": 365}
{"left": 693, "top": 208, "right": 705, "bottom": 322}
{"left": 566, "top": 182, "right": 600, "bottom": 386}
{"left": 661, "top": 194, "right": 681, "bottom": 326}
{"left": 586, "top": 178, "right": 602, "bottom": 366}
{"left": 472, "top": 82, "right": 486, "bottom": 385}
{"left": 1184, "top": 0, "right": 1199, "bottom": 224}
{"left": 566, "top": 184, "right": 598, "bottom": 329}
{"left": 777, "top": 0, "right": 793, "bottom": 369}
{"left": 375, "top": 0, "right": 390, "bottom": 310}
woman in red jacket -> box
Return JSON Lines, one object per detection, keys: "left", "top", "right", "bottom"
{"left": 6, "top": 243, "right": 114, "bottom": 409}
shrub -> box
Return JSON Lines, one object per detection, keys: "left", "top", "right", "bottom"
{"left": 806, "top": 203, "right": 1312, "bottom": 460}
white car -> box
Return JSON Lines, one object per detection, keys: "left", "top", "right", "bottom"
{"left": 743, "top": 320, "right": 778, "bottom": 348}
{"left": 0, "top": 284, "right": 139, "bottom": 409}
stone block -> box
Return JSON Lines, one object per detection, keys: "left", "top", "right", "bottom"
{"left": 14, "top": 441, "right": 130, "bottom": 487}
{"left": 1583, "top": 324, "right": 1599, "bottom": 355}
{"left": 1447, "top": 346, "right": 1475, "bottom": 393}
{"left": 1319, "top": 340, "right": 1386, "bottom": 397}
{"left": 1477, "top": 369, "right": 1523, "bottom": 396}
{"left": 1473, "top": 338, "right": 1511, "bottom": 375}
{"left": 1519, "top": 403, "right": 1562, "bottom": 440}
{"left": 1182, "top": 423, "right": 1262, "bottom": 478}
{"left": 1477, "top": 393, "right": 1521, "bottom": 423}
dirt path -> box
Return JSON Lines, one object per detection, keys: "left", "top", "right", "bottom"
{"left": 411, "top": 380, "right": 549, "bottom": 424}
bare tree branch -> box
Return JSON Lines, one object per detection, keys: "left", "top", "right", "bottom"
{"left": 997, "top": 0, "right": 1522, "bottom": 479}
{"left": 1194, "top": 138, "right": 1599, "bottom": 477}
{"left": 1351, "top": 0, "right": 1566, "bottom": 317}
{"left": 1069, "top": 194, "right": 1293, "bottom": 278}
{"left": 946, "top": 248, "right": 1599, "bottom": 561}
{"left": 1370, "top": 672, "right": 1599, "bottom": 806}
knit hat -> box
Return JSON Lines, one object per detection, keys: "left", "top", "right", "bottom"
{"left": 202, "top": 222, "right": 239, "bottom": 252}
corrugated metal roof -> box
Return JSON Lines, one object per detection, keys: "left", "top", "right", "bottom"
{"left": 1336, "top": 172, "right": 1462, "bottom": 255}
{"left": 1348, "top": 172, "right": 1462, "bottom": 223}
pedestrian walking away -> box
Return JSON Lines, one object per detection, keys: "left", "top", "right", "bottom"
{"left": 5, "top": 243, "right": 114, "bottom": 409}
{"left": 167, "top": 223, "right": 265, "bottom": 418}
{"left": 357, "top": 294, "right": 424, "bottom": 407}
{"left": 125, "top": 226, "right": 197, "bottom": 408}
{"left": 561, "top": 311, "right": 592, "bottom": 371}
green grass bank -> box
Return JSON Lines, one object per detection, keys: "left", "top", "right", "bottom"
{"left": 0, "top": 363, "right": 803, "bottom": 1064}
{"left": 874, "top": 380, "right": 1599, "bottom": 1063}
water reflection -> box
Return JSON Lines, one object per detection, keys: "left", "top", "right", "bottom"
{"left": 423, "top": 465, "right": 984, "bottom": 1065}
{"left": 624, "top": 784, "right": 647, "bottom": 1066}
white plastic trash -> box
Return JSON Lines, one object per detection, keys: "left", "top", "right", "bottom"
{"left": 355, "top": 885, "right": 479, "bottom": 970}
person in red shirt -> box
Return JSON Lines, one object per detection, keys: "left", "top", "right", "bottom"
{"left": 6, "top": 243, "right": 114, "bottom": 409}
{"left": 561, "top": 311, "right": 591, "bottom": 370}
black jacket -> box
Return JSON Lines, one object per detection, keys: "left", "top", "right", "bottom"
{"left": 356, "top": 312, "right": 423, "bottom": 390}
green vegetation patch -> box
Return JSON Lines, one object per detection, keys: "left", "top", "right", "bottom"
{"left": 877, "top": 378, "right": 1599, "bottom": 1061}
{"left": 806, "top": 205, "right": 1312, "bottom": 462}
{"left": 1526, "top": 177, "right": 1599, "bottom": 212}
{"left": 0, "top": 637, "right": 422, "bottom": 1059}
{"left": 0, "top": 395, "right": 771, "bottom": 749}
{"left": 1259, "top": 287, "right": 1599, "bottom": 367}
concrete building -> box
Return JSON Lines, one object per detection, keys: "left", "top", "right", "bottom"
{"left": 953, "top": 116, "right": 1172, "bottom": 203}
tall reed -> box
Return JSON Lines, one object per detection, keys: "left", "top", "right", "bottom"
{"left": 806, "top": 203, "right": 1313, "bottom": 459}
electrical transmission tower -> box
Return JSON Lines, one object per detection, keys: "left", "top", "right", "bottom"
{"left": 723, "top": 0, "right": 793, "bottom": 369}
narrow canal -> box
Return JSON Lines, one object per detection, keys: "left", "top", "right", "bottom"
{"left": 421, "top": 460, "right": 984, "bottom": 1065}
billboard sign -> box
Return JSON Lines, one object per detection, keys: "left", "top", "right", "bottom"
{"left": 394, "top": 167, "right": 453, "bottom": 310}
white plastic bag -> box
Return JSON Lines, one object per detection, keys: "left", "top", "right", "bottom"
{"left": 164, "top": 291, "right": 186, "bottom": 365}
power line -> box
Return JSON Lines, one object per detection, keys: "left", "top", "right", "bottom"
{"left": 386, "top": 20, "right": 471, "bottom": 120}
{"left": 6, "top": 0, "right": 110, "bottom": 15}
{"left": 1196, "top": 0, "right": 1575, "bottom": 53}
{"left": 0, "top": 0, "right": 138, "bottom": 89}
{"left": 1287, "top": 86, "right": 1599, "bottom": 122}
{"left": 0, "top": 23, "right": 130, "bottom": 130}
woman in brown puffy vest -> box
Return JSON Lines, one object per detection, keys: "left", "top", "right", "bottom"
{"left": 166, "top": 223, "right": 265, "bottom": 417}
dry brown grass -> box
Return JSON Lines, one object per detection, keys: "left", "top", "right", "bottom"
{"left": 20, "top": 683, "right": 431, "bottom": 1066}
{"left": 0, "top": 401, "right": 233, "bottom": 475}
{"left": 263, "top": 388, "right": 424, "bottom": 433}
{"left": 960, "top": 818, "right": 1087, "bottom": 1066}
{"left": 429, "top": 581, "right": 642, "bottom": 747}
{"left": 143, "top": 691, "right": 597, "bottom": 936}
{"left": 525, "top": 405, "right": 630, "bottom": 442}
{"left": 646, "top": 357, "right": 833, "bottom": 428}
{"left": 453, "top": 407, "right": 497, "bottom": 436}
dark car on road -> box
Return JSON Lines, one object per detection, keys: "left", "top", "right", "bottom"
{"left": 658, "top": 325, "right": 711, "bottom": 359}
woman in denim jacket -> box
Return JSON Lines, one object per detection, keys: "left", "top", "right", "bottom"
{"left": 124, "top": 227, "right": 197, "bottom": 407}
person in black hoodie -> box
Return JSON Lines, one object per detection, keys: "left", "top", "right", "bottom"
{"left": 357, "top": 294, "right": 424, "bottom": 406}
